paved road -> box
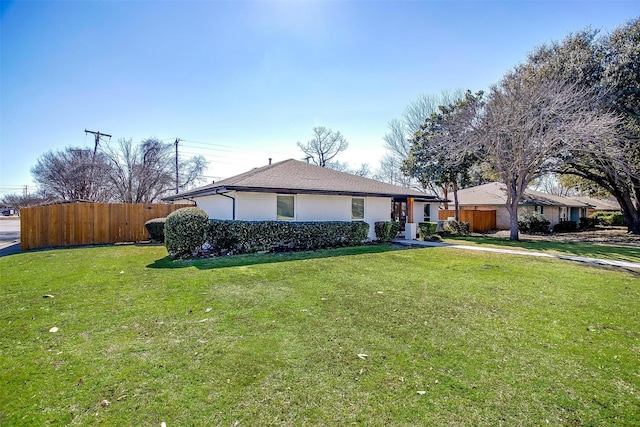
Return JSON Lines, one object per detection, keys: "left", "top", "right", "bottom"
{"left": 0, "top": 218, "right": 20, "bottom": 256}
{"left": 0, "top": 218, "right": 20, "bottom": 244}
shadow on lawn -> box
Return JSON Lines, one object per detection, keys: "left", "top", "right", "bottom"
{"left": 147, "top": 244, "right": 410, "bottom": 270}
{"left": 445, "top": 235, "right": 640, "bottom": 263}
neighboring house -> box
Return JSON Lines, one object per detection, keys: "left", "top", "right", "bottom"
{"left": 571, "top": 196, "right": 621, "bottom": 216}
{"left": 163, "top": 159, "right": 447, "bottom": 240}
{"left": 453, "top": 182, "right": 590, "bottom": 230}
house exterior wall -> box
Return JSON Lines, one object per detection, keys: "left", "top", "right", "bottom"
{"left": 296, "top": 194, "right": 351, "bottom": 221}
{"left": 196, "top": 193, "right": 234, "bottom": 220}
{"left": 194, "top": 191, "right": 394, "bottom": 240}
{"left": 236, "top": 192, "right": 275, "bottom": 220}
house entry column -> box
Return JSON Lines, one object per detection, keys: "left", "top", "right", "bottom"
{"left": 405, "top": 197, "right": 417, "bottom": 239}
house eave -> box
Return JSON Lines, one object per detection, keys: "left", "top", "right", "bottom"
{"left": 163, "top": 185, "right": 447, "bottom": 202}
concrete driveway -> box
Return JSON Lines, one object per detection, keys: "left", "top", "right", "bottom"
{"left": 0, "top": 217, "right": 20, "bottom": 256}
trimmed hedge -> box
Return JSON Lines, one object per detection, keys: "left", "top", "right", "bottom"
{"left": 207, "top": 220, "right": 370, "bottom": 255}
{"left": 165, "top": 207, "right": 209, "bottom": 259}
{"left": 579, "top": 217, "right": 598, "bottom": 230}
{"left": 518, "top": 211, "right": 550, "bottom": 233}
{"left": 591, "top": 211, "right": 626, "bottom": 226}
{"left": 418, "top": 222, "right": 438, "bottom": 240}
{"left": 553, "top": 220, "right": 578, "bottom": 233}
{"left": 144, "top": 217, "right": 167, "bottom": 242}
{"left": 374, "top": 221, "right": 400, "bottom": 242}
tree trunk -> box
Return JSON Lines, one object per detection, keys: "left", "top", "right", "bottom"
{"left": 507, "top": 202, "right": 520, "bottom": 241}
{"left": 452, "top": 180, "right": 460, "bottom": 222}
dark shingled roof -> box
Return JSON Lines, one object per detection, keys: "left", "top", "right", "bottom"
{"left": 164, "top": 159, "right": 446, "bottom": 201}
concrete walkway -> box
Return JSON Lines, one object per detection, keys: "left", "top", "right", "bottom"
{"left": 393, "top": 238, "right": 640, "bottom": 270}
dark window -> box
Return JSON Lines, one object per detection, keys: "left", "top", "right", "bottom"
{"left": 352, "top": 198, "right": 365, "bottom": 220}
{"left": 277, "top": 195, "right": 295, "bottom": 220}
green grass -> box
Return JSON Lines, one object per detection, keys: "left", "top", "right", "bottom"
{"left": 442, "top": 235, "right": 640, "bottom": 264}
{"left": 1, "top": 245, "right": 639, "bottom": 426}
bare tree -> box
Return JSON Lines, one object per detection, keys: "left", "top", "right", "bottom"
{"left": 297, "top": 127, "right": 348, "bottom": 167}
{"left": 403, "top": 90, "right": 483, "bottom": 220}
{"left": 472, "top": 74, "right": 621, "bottom": 240}
{"left": 381, "top": 90, "right": 466, "bottom": 192}
{"left": 101, "top": 138, "right": 207, "bottom": 203}
{"left": 31, "top": 147, "right": 112, "bottom": 202}
{"left": 530, "top": 173, "right": 580, "bottom": 197}
{"left": 1, "top": 192, "right": 53, "bottom": 209}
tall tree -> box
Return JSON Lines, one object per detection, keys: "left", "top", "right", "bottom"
{"left": 472, "top": 73, "right": 621, "bottom": 240}
{"left": 31, "top": 147, "right": 112, "bottom": 202}
{"left": 524, "top": 18, "right": 640, "bottom": 233}
{"left": 297, "top": 127, "right": 348, "bottom": 167}
{"left": 403, "top": 90, "right": 483, "bottom": 220}
{"left": 101, "top": 138, "right": 207, "bottom": 203}
{"left": 380, "top": 91, "right": 464, "bottom": 191}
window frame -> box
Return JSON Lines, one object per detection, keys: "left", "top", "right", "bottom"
{"left": 351, "top": 197, "right": 365, "bottom": 220}
{"left": 276, "top": 194, "right": 295, "bottom": 221}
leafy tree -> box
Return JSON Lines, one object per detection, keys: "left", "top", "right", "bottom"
{"left": 523, "top": 18, "right": 640, "bottom": 233}
{"left": 403, "top": 90, "right": 483, "bottom": 220}
{"left": 297, "top": 127, "right": 348, "bottom": 167}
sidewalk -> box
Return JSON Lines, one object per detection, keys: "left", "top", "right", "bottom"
{"left": 393, "top": 238, "right": 640, "bottom": 270}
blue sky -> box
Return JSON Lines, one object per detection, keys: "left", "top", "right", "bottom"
{"left": 1, "top": 0, "right": 637, "bottom": 197}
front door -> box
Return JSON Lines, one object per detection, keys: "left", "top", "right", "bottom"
{"left": 392, "top": 201, "right": 407, "bottom": 231}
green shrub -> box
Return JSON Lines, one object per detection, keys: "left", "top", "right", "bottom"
{"left": 518, "top": 211, "right": 550, "bottom": 233}
{"left": 418, "top": 222, "right": 438, "bottom": 240}
{"left": 374, "top": 221, "right": 400, "bottom": 242}
{"left": 591, "top": 211, "right": 626, "bottom": 226}
{"left": 442, "top": 220, "right": 470, "bottom": 235}
{"left": 208, "top": 220, "right": 370, "bottom": 255}
{"left": 164, "top": 207, "right": 209, "bottom": 259}
{"left": 144, "top": 217, "right": 166, "bottom": 242}
{"left": 553, "top": 220, "right": 578, "bottom": 233}
{"left": 579, "top": 217, "right": 598, "bottom": 230}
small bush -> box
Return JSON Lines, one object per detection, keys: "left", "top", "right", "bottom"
{"left": 375, "top": 221, "right": 400, "bottom": 242}
{"left": 208, "top": 220, "right": 370, "bottom": 255}
{"left": 518, "top": 211, "right": 550, "bottom": 233}
{"left": 553, "top": 220, "right": 578, "bottom": 233}
{"left": 144, "top": 217, "right": 166, "bottom": 242}
{"left": 579, "top": 217, "right": 598, "bottom": 230}
{"left": 165, "top": 207, "right": 209, "bottom": 259}
{"left": 442, "top": 220, "right": 470, "bottom": 235}
{"left": 418, "top": 222, "right": 438, "bottom": 240}
{"left": 591, "top": 211, "right": 626, "bottom": 226}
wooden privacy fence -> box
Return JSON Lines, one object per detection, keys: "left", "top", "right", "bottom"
{"left": 438, "top": 209, "right": 496, "bottom": 232}
{"left": 20, "top": 202, "right": 191, "bottom": 250}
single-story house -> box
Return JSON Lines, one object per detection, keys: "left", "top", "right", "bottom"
{"left": 571, "top": 196, "right": 621, "bottom": 215}
{"left": 453, "top": 182, "right": 591, "bottom": 230}
{"left": 163, "top": 159, "right": 447, "bottom": 240}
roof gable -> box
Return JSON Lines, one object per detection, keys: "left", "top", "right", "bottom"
{"left": 164, "top": 159, "right": 445, "bottom": 201}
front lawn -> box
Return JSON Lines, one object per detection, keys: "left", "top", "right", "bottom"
{"left": 1, "top": 245, "right": 638, "bottom": 425}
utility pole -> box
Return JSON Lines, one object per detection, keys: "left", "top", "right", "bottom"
{"left": 174, "top": 138, "right": 180, "bottom": 194}
{"left": 83, "top": 129, "right": 111, "bottom": 200}
{"left": 84, "top": 129, "right": 112, "bottom": 154}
